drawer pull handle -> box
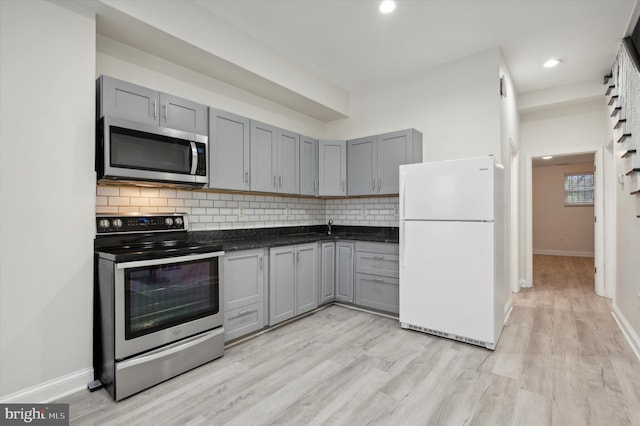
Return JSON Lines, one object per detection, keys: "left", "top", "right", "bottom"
{"left": 372, "top": 256, "right": 385, "bottom": 260}
{"left": 373, "top": 278, "right": 385, "bottom": 283}
{"left": 238, "top": 308, "right": 257, "bottom": 316}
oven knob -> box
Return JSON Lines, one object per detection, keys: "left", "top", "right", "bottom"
{"left": 174, "top": 217, "right": 183, "bottom": 226}
{"left": 165, "top": 218, "right": 174, "bottom": 226}
{"left": 112, "top": 218, "right": 123, "bottom": 228}
{"left": 98, "top": 219, "right": 110, "bottom": 229}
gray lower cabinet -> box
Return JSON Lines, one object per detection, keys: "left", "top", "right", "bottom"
{"left": 209, "top": 109, "right": 251, "bottom": 191}
{"left": 335, "top": 241, "right": 354, "bottom": 303}
{"left": 97, "top": 75, "right": 208, "bottom": 134}
{"left": 269, "top": 243, "right": 318, "bottom": 326}
{"left": 320, "top": 242, "right": 335, "bottom": 304}
{"left": 223, "top": 249, "right": 267, "bottom": 342}
{"left": 354, "top": 274, "right": 399, "bottom": 314}
{"left": 354, "top": 242, "right": 399, "bottom": 314}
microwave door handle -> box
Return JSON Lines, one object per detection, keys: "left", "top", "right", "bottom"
{"left": 190, "top": 141, "right": 198, "bottom": 175}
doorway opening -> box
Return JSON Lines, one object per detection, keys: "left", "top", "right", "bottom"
{"left": 532, "top": 153, "right": 595, "bottom": 293}
{"left": 525, "top": 149, "right": 605, "bottom": 297}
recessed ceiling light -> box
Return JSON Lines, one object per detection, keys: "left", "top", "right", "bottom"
{"left": 543, "top": 58, "right": 562, "bottom": 68}
{"left": 379, "top": 0, "right": 396, "bottom": 14}
{"left": 542, "top": 156, "right": 553, "bottom": 160}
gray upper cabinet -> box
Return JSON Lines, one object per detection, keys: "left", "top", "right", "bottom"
{"left": 299, "top": 136, "right": 319, "bottom": 196}
{"left": 319, "top": 140, "right": 347, "bottom": 196}
{"left": 160, "top": 93, "right": 208, "bottom": 135}
{"left": 98, "top": 75, "right": 207, "bottom": 134}
{"left": 250, "top": 121, "right": 300, "bottom": 194}
{"left": 269, "top": 243, "right": 318, "bottom": 326}
{"left": 209, "top": 109, "right": 251, "bottom": 191}
{"left": 347, "top": 136, "right": 377, "bottom": 196}
{"left": 250, "top": 120, "right": 278, "bottom": 193}
{"left": 276, "top": 129, "right": 300, "bottom": 194}
{"left": 347, "top": 129, "right": 423, "bottom": 196}
{"left": 335, "top": 241, "right": 354, "bottom": 303}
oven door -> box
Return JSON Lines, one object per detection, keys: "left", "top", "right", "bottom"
{"left": 114, "top": 251, "right": 223, "bottom": 360}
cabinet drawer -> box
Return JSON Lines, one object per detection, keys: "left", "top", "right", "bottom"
{"left": 356, "top": 242, "right": 399, "bottom": 255}
{"left": 224, "top": 303, "right": 264, "bottom": 342}
{"left": 355, "top": 252, "right": 399, "bottom": 278}
{"left": 355, "top": 274, "right": 399, "bottom": 314}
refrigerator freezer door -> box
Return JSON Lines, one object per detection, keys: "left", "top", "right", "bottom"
{"left": 400, "top": 157, "right": 494, "bottom": 221}
{"left": 399, "top": 220, "right": 495, "bottom": 344}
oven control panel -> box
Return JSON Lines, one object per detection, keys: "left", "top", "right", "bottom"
{"left": 96, "top": 214, "right": 188, "bottom": 234}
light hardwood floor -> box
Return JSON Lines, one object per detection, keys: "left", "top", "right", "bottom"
{"left": 62, "top": 255, "right": 640, "bottom": 425}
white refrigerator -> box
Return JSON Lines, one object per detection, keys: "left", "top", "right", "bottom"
{"left": 399, "top": 156, "right": 509, "bottom": 350}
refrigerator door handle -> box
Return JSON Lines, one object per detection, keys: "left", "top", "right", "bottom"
{"left": 400, "top": 224, "right": 405, "bottom": 269}
{"left": 399, "top": 172, "right": 406, "bottom": 219}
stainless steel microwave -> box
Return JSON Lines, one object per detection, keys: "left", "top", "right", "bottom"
{"left": 96, "top": 116, "right": 208, "bottom": 187}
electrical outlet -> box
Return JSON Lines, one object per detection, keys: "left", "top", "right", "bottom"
{"left": 239, "top": 207, "right": 244, "bottom": 216}
{"left": 361, "top": 207, "right": 366, "bottom": 216}
{"left": 395, "top": 208, "right": 399, "bottom": 216}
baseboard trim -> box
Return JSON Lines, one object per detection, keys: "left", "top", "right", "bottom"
{"left": 0, "top": 368, "right": 93, "bottom": 403}
{"left": 519, "top": 278, "right": 531, "bottom": 288}
{"left": 532, "top": 249, "right": 594, "bottom": 257}
{"left": 612, "top": 304, "right": 640, "bottom": 362}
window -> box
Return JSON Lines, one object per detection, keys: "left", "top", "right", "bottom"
{"left": 564, "top": 172, "right": 594, "bottom": 206}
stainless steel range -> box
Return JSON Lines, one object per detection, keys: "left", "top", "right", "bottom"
{"left": 94, "top": 213, "right": 224, "bottom": 401}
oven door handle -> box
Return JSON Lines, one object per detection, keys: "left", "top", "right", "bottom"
{"left": 116, "top": 251, "right": 225, "bottom": 269}
{"left": 117, "top": 328, "right": 223, "bottom": 370}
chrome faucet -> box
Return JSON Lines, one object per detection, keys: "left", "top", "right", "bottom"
{"left": 327, "top": 219, "right": 333, "bottom": 235}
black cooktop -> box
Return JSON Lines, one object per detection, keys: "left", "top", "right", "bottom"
{"left": 95, "top": 213, "right": 223, "bottom": 262}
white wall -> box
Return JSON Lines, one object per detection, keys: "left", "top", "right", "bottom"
{"left": 97, "top": 36, "right": 327, "bottom": 139}
{"left": 0, "top": 1, "right": 96, "bottom": 401}
{"left": 532, "top": 162, "right": 595, "bottom": 256}
{"left": 325, "top": 48, "right": 503, "bottom": 164}
{"left": 519, "top": 98, "right": 609, "bottom": 292}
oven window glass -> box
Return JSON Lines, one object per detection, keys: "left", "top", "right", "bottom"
{"left": 124, "top": 258, "right": 219, "bottom": 339}
{"left": 110, "top": 126, "right": 192, "bottom": 174}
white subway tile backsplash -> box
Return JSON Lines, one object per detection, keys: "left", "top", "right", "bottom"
{"left": 119, "top": 187, "right": 140, "bottom": 197}
{"left": 96, "top": 186, "right": 398, "bottom": 230}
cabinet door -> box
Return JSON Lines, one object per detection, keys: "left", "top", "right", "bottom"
{"left": 377, "top": 129, "right": 413, "bottom": 195}
{"left": 320, "top": 242, "right": 335, "bottom": 304}
{"left": 99, "top": 75, "right": 159, "bottom": 125}
{"left": 318, "top": 140, "right": 347, "bottom": 196}
{"left": 269, "top": 246, "right": 296, "bottom": 325}
{"left": 335, "top": 242, "right": 354, "bottom": 303}
{"left": 295, "top": 243, "right": 318, "bottom": 315}
{"left": 209, "top": 109, "right": 251, "bottom": 191}
{"left": 223, "top": 249, "right": 265, "bottom": 312}
{"left": 347, "top": 136, "right": 377, "bottom": 196}
{"left": 250, "top": 121, "right": 277, "bottom": 192}
{"left": 276, "top": 129, "right": 300, "bottom": 194}
{"left": 299, "top": 136, "right": 318, "bottom": 196}
{"left": 160, "top": 93, "right": 208, "bottom": 134}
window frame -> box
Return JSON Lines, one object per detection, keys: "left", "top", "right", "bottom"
{"left": 564, "top": 172, "right": 594, "bottom": 207}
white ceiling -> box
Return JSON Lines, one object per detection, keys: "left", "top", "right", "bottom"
{"left": 532, "top": 153, "right": 594, "bottom": 167}
{"left": 194, "top": 0, "right": 638, "bottom": 94}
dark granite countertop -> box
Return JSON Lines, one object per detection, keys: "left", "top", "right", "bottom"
{"left": 189, "top": 225, "right": 399, "bottom": 252}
